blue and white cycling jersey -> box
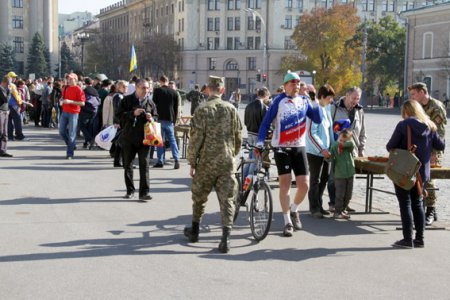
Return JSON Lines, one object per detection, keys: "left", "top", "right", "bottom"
{"left": 257, "top": 92, "right": 323, "bottom": 148}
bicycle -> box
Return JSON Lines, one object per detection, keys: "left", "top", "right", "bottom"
{"left": 233, "top": 144, "right": 273, "bottom": 241}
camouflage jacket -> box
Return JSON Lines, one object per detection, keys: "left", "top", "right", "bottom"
{"left": 423, "top": 97, "right": 447, "bottom": 153}
{"left": 423, "top": 97, "right": 447, "bottom": 137}
{"left": 188, "top": 95, "right": 242, "bottom": 172}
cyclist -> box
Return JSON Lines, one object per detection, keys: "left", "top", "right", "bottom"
{"left": 256, "top": 72, "right": 323, "bottom": 237}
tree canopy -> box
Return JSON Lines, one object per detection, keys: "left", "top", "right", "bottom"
{"left": 26, "top": 32, "right": 51, "bottom": 78}
{"left": 59, "top": 42, "right": 79, "bottom": 75}
{"left": 349, "top": 16, "right": 406, "bottom": 95}
{"left": 284, "top": 4, "right": 362, "bottom": 94}
{"left": 0, "top": 43, "right": 16, "bottom": 77}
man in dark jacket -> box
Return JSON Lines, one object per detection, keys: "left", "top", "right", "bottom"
{"left": 80, "top": 78, "right": 100, "bottom": 149}
{"left": 152, "top": 75, "right": 180, "bottom": 169}
{"left": 243, "top": 87, "right": 269, "bottom": 179}
{"left": 116, "top": 79, "right": 155, "bottom": 201}
{"left": 186, "top": 84, "right": 204, "bottom": 115}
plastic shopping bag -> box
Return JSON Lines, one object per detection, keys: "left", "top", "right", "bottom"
{"left": 143, "top": 121, "right": 163, "bottom": 147}
{"left": 95, "top": 125, "right": 118, "bottom": 150}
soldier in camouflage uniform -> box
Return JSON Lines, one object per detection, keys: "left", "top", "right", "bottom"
{"left": 184, "top": 76, "right": 243, "bottom": 253}
{"left": 408, "top": 82, "right": 447, "bottom": 225}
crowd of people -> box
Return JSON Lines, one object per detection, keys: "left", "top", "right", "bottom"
{"left": 0, "top": 68, "right": 447, "bottom": 253}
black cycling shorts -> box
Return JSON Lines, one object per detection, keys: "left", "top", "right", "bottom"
{"left": 274, "top": 147, "right": 309, "bottom": 176}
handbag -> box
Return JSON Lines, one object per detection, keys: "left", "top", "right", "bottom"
{"left": 95, "top": 125, "right": 118, "bottom": 150}
{"left": 386, "top": 125, "right": 422, "bottom": 190}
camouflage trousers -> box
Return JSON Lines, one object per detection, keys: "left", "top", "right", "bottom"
{"left": 424, "top": 152, "right": 442, "bottom": 208}
{"left": 191, "top": 167, "right": 237, "bottom": 228}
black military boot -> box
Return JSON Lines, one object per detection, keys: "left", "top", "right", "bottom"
{"left": 425, "top": 207, "right": 436, "bottom": 226}
{"left": 218, "top": 227, "right": 231, "bottom": 253}
{"left": 184, "top": 222, "right": 199, "bottom": 242}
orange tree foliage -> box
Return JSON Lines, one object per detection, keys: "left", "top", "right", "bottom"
{"left": 287, "top": 4, "right": 362, "bottom": 94}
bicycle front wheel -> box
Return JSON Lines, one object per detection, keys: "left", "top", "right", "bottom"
{"left": 249, "top": 180, "right": 273, "bottom": 241}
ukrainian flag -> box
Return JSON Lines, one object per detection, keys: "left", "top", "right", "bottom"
{"left": 129, "top": 44, "right": 137, "bottom": 73}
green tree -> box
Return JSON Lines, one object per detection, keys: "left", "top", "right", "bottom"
{"left": 284, "top": 4, "right": 361, "bottom": 94}
{"left": 59, "top": 42, "right": 79, "bottom": 75}
{"left": 26, "top": 32, "right": 50, "bottom": 78}
{"left": 139, "top": 33, "right": 181, "bottom": 79}
{"left": 0, "top": 43, "right": 16, "bottom": 77}
{"left": 350, "top": 16, "right": 405, "bottom": 96}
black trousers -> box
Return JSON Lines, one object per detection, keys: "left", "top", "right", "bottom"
{"left": 122, "top": 142, "right": 150, "bottom": 196}
{"left": 34, "top": 100, "right": 42, "bottom": 126}
{"left": 307, "top": 153, "right": 330, "bottom": 213}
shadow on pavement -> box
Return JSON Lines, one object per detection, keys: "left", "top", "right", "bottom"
{"left": 0, "top": 196, "right": 134, "bottom": 205}
{"left": 0, "top": 210, "right": 397, "bottom": 263}
{"left": 200, "top": 246, "right": 394, "bottom": 262}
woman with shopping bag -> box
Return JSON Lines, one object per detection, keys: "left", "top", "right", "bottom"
{"left": 386, "top": 100, "right": 445, "bottom": 249}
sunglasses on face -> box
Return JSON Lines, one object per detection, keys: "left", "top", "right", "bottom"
{"left": 289, "top": 80, "right": 300, "bottom": 84}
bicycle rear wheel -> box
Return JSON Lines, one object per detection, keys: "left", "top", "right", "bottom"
{"left": 249, "top": 180, "right": 273, "bottom": 241}
{"left": 233, "top": 174, "right": 242, "bottom": 222}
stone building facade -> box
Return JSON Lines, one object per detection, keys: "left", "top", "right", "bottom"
{"left": 403, "top": 2, "right": 450, "bottom": 100}
{"left": 0, "top": 0, "right": 59, "bottom": 77}
{"left": 97, "top": 0, "right": 440, "bottom": 97}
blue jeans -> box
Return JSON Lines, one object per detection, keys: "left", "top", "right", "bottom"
{"left": 394, "top": 184, "right": 425, "bottom": 242}
{"left": 157, "top": 120, "right": 179, "bottom": 163}
{"left": 59, "top": 111, "right": 79, "bottom": 157}
{"left": 8, "top": 105, "right": 24, "bottom": 139}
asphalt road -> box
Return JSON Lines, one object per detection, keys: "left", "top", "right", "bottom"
{"left": 0, "top": 106, "right": 449, "bottom": 299}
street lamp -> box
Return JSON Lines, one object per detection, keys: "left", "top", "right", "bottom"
{"left": 312, "top": 70, "right": 316, "bottom": 86}
{"left": 244, "top": 8, "right": 267, "bottom": 87}
{"left": 77, "top": 32, "right": 90, "bottom": 74}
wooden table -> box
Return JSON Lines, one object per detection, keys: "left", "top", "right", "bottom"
{"left": 175, "top": 124, "right": 190, "bottom": 159}
{"left": 355, "top": 157, "right": 450, "bottom": 213}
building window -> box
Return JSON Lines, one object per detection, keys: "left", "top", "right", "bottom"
{"left": 226, "top": 60, "right": 239, "bottom": 70}
{"left": 207, "top": 18, "right": 214, "bottom": 31}
{"left": 228, "top": 0, "right": 234, "bottom": 10}
{"left": 15, "top": 61, "right": 24, "bottom": 75}
{"left": 248, "top": 0, "right": 254, "bottom": 8}
{"left": 235, "top": 17, "right": 240, "bottom": 30}
{"left": 227, "top": 17, "right": 233, "bottom": 30}
{"left": 286, "top": 0, "right": 293, "bottom": 8}
{"left": 361, "top": 0, "right": 375, "bottom": 11}
{"left": 255, "top": 36, "right": 261, "bottom": 49}
{"left": 297, "top": 0, "right": 303, "bottom": 9}
{"left": 227, "top": 37, "right": 233, "bottom": 50}
{"left": 12, "top": 15, "right": 23, "bottom": 29}
{"left": 423, "top": 32, "right": 433, "bottom": 59}
{"left": 208, "top": 57, "right": 217, "bottom": 70}
{"left": 234, "top": 37, "right": 240, "bottom": 49}
{"left": 248, "top": 16, "right": 255, "bottom": 30}
{"left": 285, "top": 15, "right": 292, "bottom": 29}
{"left": 255, "top": 17, "right": 261, "bottom": 31}
{"left": 248, "top": 78, "right": 256, "bottom": 94}
{"left": 295, "top": 16, "right": 301, "bottom": 27}
{"left": 208, "top": 0, "right": 219, "bottom": 10}
{"left": 214, "top": 37, "right": 220, "bottom": 49}
{"left": 215, "top": 17, "right": 220, "bottom": 31}
{"left": 12, "top": 0, "right": 23, "bottom": 8}
{"left": 235, "top": 0, "right": 241, "bottom": 9}
{"left": 247, "top": 57, "right": 256, "bottom": 70}
{"left": 207, "top": 37, "right": 214, "bottom": 50}
{"left": 255, "top": 0, "right": 261, "bottom": 9}
{"left": 247, "top": 37, "right": 254, "bottom": 49}
{"left": 13, "top": 36, "right": 24, "bottom": 53}
{"left": 382, "top": 1, "right": 394, "bottom": 11}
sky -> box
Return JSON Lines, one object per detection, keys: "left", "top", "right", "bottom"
{"left": 58, "top": 0, "right": 118, "bottom": 15}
